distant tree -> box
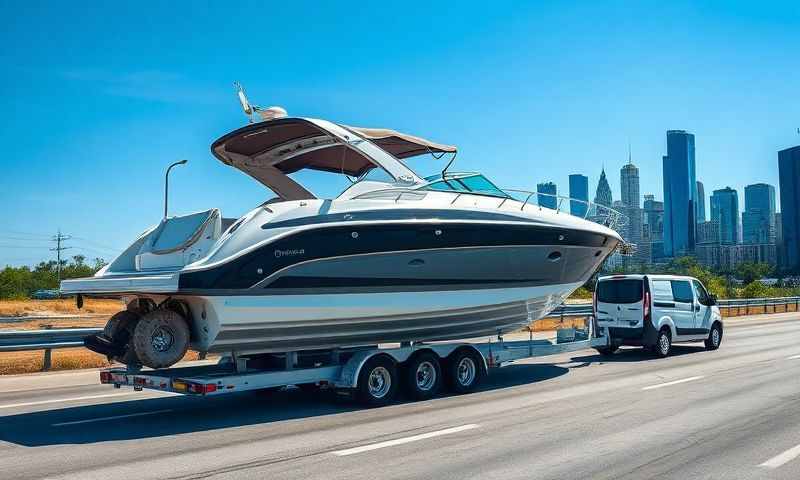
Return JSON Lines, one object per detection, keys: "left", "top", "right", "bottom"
{"left": 735, "top": 262, "right": 773, "bottom": 285}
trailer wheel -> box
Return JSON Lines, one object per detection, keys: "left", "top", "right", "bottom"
{"left": 103, "top": 310, "right": 141, "bottom": 365}
{"left": 404, "top": 352, "right": 442, "bottom": 401}
{"left": 445, "top": 349, "right": 484, "bottom": 394}
{"left": 132, "top": 309, "right": 190, "bottom": 369}
{"left": 356, "top": 356, "right": 398, "bottom": 407}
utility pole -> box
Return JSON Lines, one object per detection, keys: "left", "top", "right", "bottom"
{"left": 50, "top": 230, "right": 72, "bottom": 284}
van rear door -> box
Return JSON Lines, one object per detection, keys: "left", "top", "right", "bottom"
{"left": 596, "top": 278, "right": 644, "bottom": 328}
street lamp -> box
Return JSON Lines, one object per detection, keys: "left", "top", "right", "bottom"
{"left": 164, "top": 159, "right": 188, "bottom": 218}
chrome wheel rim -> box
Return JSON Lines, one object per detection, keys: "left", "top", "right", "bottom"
{"left": 457, "top": 357, "right": 476, "bottom": 386}
{"left": 415, "top": 361, "right": 437, "bottom": 391}
{"left": 659, "top": 334, "right": 670, "bottom": 354}
{"left": 712, "top": 328, "right": 720, "bottom": 346}
{"left": 368, "top": 366, "right": 391, "bottom": 398}
{"left": 151, "top": 326, "right": 175, "bottom": 352}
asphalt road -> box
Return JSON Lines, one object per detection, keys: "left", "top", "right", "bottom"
{"left": 1, "top": 312, "right": 799, "bottom": 479}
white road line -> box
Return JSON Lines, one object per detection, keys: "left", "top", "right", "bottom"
{"left": 332, "top": 424, "right": 480, "bottom": 456}
{"left": 641, "top": 376, "right": 705, "bottom": 391}
{"left": 0, "top": 392, "right": 134, "bottom": 410}
{"left": 787, "top": 354, "right": 800, "bottom": 360}
{"left": 760, "top": 443, "right": 800, "bottom": 469}
{"left": 53, "top": 409, "right": 173, "bottom": 426}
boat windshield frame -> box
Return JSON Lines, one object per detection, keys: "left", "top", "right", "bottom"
{"left": 421, "top": 172, "right": 512, "bottom": 199}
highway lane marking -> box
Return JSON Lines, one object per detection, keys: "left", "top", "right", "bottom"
{"left": 331, "top": 424, "right": 480, "bottom": 456}
{"left": 53, "top": 409, "right": 173, "bottom": 426}
{"left": 641, "top": 376, "right": 705, "bottom": 391}
{"left": 0, "top": 392, "right": 135, "bottom": 410}
{"left": 760, "top": 443, "right": 800, "bottom": 469}
{"left": 787, "top": 354, "right": 800, "bottom": 360}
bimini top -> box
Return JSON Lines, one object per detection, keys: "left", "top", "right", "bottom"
{"left": 211, "top": 117, "right": 456, "bottom": 200}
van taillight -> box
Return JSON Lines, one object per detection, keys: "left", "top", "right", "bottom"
{"left": 592, "top": 290, "right": 597, "bottom": 316}
{"left": 643, "top": 291, "right": 651, "bottom": 321}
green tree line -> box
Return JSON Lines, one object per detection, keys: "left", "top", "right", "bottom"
{"left": 571, "top": 257, "right": 800, "bottom": 300}
{"left": 0, "top": 255, "right": 105, "bottom": 299}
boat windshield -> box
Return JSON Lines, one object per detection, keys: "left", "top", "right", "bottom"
{"left": 422, "top": 173, "right": 510, "bottom": 198}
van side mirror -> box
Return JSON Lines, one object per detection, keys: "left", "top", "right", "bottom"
{"left": 708, "top": 295, "right": 717, "bottom": 306}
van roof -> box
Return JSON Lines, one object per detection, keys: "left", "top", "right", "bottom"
{"left": 598, "top": 274, "right": 698, "bottom": 282}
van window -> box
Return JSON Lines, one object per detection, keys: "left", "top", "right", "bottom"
{"left": 651, "top": 280, "right": 673, "bottom": 301}
{"left": 596, "top": 279, "right": 643, "bottom": 304}
{"left": 692, "top": 280, "right": 710, "bottom": 305}
{"left": 670, "top": 280, "right": 695, "bottom": 303}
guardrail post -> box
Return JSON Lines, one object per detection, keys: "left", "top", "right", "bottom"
{"left": 41, "top": 324, "right": 52, "bottom": 372}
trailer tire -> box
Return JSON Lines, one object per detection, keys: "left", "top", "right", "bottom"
{"left": 103, "top": 310, "right": 141, "bottom": 365}
{"left": 132, "top": 309, "right": 190, "bottom": 369}
{"left": 445, "top": 349, "right": 484, "bottom": 394}
{"left": 356, "top": 355, "right": 398, "bottom": 407}
{"left": 403, "top": 352, "right": 442, "bottom": 401}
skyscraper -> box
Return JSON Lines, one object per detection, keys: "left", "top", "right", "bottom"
{"left": 594, "top": 168, "right": 612, "bottom": 208}
{"left": 537, "top": 181, "right": 557, "bottom": 210}
{"left": 696, "top": 181, "right": 706, "bottom": 223}
{"left": 742, "top": 183, "right": 776, "bottom": 244}
{"left": 779, "top": 146, "right": 800, "bottom": 272}
{"left": 568, "top": 174, "right": 589, "bottom": 217}
{"left": 620, "top": 157, "right": 643, "bottom": 260}
{"left": 643, "top": 194, "right": 665, "bottom": 261}
{"left": 711, "top": 187, "right": 739, "bottom": 245}
{"left": 662, "top": 130, "right": 697, "bottom": 257}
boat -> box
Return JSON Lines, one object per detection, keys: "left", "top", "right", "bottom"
{"left": 62, "top": 91, "right": 625, "bottom": 369}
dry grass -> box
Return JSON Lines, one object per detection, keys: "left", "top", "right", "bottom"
{"left": 0, "top": 349, "right": 204, "bottom": 375}
{"left": 0, "top": 298, "right": 124, "bottom": 317}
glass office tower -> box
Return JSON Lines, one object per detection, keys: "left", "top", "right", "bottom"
{"left": 779, "top": 146, "right": 800, "bottom": 272}
{"left": 662, "top": 130, "right": 697, "bottom": 257}
{"left": 711, "top": 187, "right": 739, "bottom": 245}
{"left": 568, "top": 174, "right": 589, "bottom": 217}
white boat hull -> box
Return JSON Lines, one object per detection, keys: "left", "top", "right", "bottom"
{"left": 184, "top": 282, "right": 583, "bottom": 353}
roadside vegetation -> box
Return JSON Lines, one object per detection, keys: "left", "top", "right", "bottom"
{"left": 0, "top": 255, "right": 105, "bottom": 299}
{"left": 570, "top": 257, "right": 800, "bottom": 300}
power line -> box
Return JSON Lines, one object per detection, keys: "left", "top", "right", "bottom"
{"left": 50, "top": 231, "right": 72, "bottom": 284}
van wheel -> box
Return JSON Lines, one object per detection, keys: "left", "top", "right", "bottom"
{"left": 445, "top": 349, "right": 485, "bottom": 394}
{"left": 404, "top": 352, "right": 442, "bottom": 401}
{"left": 595, "top": 345, "right": 619, "bottom": 356}
{"left": 653, "top": 328, "right": 671, "bottom": 358}
{"left": 705, "top": 323, "right": 722, "bottom": 350}
{"left": 356, "top": 356, "right": 398, "bottom": 407}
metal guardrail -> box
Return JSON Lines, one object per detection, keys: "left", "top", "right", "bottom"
{"left": 0, "top": 298, "right": 796, "bottom": 371}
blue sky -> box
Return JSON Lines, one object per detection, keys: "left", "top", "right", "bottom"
{"left": 1, "top": 1, "right": 798, "bottom": 266}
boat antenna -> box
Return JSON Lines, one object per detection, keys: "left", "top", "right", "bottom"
{"left": 164, "top": 159, "right": 188, "bottom": 219}
{"left": 234, "top": 81, "right": 254, "bottom": 123}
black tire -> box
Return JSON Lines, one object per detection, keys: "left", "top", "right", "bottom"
{"left": 356, "top": 355, "right": 398, "bottom": 407}
{"left": 652, "top": 328, "right": 672, "bottom": 358}
{"left": 445, "top": 349, "right": 485, "bottom": 394}
{"left": 404, "top": 352, "right": 443, "bottom": 401}
{"left": 705, "top": 323, "right": 723, "bottom": 350}
{"left": 103, "top": 310, "right": 141, "bottom": 365}
{"left": 132, "top": 309, "right": 190, "bottom": 369}
{"left": 595, "top": 345, "right": 619, "bottom": 356}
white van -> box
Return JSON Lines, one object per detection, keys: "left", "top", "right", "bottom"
{"left": 593, "top": 274, "right": 723, "bottom": 357}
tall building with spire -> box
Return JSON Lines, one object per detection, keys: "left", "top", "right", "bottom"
{"left": 594, "top": 168, "right": 612, "bottom": 208}
{"left": 620, "top": 148, "right": 644, "bottom": 263}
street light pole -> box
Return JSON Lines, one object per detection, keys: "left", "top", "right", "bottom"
{"left": 164, "top": 159, "right": 188, "bottom": 218}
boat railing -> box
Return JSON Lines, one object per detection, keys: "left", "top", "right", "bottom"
{"left": 352, "top": 186, "right": 628, "bottom": 232}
